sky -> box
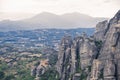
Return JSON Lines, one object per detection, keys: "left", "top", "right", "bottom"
{"left": 0, "top": 0, "right": 120, "bottom": 20}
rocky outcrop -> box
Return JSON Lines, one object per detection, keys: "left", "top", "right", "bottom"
{"left": 56, "top": 33, "right": 97, "bottom": 80}
{"left": 89, "top": 59, "right": 101, "bottom": 80}
{"left": 90, "top": 10, "right": 120, "bottom": 80}
{"left": 31, "top": 59, "right": 49, "bottom": 79}
{"left": 56, "top": 10, "right": 120, "bottom": 80}
{"left": 56, "top": 36, "right": 73, "bottom": 80}
{"left": 31, "top": 66, "right": 37, "bottom": 76}
{"left": 94, "top": 20, "right": 108, "bottom": 41}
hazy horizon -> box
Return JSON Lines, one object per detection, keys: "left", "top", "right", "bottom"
{"left": 0, "top": 12, "right": 109, "bottom": 21}
{"left": 0, "top": 11, "right": 108, "bottom": 31}
{"left": 0, "top": 0, "right": 120, "bottom": 20}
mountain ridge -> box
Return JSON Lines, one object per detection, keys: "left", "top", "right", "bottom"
{"left": 0, "top": 12, "right": 108, "bottom": 32}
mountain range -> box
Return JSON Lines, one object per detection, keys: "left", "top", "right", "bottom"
{"left": 0, "top": 12, "right": 108, "bottom": 32}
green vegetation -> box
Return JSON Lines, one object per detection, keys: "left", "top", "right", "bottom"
{"left": 0, "top": 51, "right": 40, "bottom": 80}
{"left": 0, "top": 45, "right": 59, "bottom": 80}
{"left": 76, "top": 56, "right": 81, "bottom": 73}
{"left": 95, "top": 40, "right": 102, "bottom": 47}
{"left": 0, "top": 60, "right": 35, "bottom": 80}
{"left": 98, "top": 68, "right": 104, "bottom": 79}
{"left": 87, "top": 65, "right": 91, "bottom": 72}
{"left": 80, "top": 71, "right": 87, "bottom": 80}
{"left": 95, "top": 40, "right": 102, "bottom": 58}
{"left": 40, "top": 68, "right": 59, "bottom": 80}
{"left": 0, "top": 71, "right": 5, "bottom": 79}
{"left": 4, "top": 74, "right": 15, "bottom": 80}
{"left": 48, "top": 53, "right": 58, "bottom": 66}
{"left": 76, "top": 48, "right": 81, "bottom": 73}
{"left": 0, "top": 62, "right": 9, "bottom": 71}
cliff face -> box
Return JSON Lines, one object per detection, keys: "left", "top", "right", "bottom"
{"left": 94, "top": 20, "right": 108, "bottom": 41}
{"left": 95, "top": 10, "right": 120, "bottom": 80}
{"left": 56, "top": 10, "right": 120, "bottom": 80}
{"left": 56, "top": 36, "right": 73, "bottom": 80}
{"left": 56, "top": 34, "right": 97, "bottom": 80}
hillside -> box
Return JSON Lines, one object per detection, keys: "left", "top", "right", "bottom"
{"left": 0, "top": 12, "right": 107, "bottom": 32}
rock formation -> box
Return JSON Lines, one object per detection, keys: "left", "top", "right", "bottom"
{"left": 90, "top": 10, "right": 120, "bottom": 80}
{"left": 31, "top": 59, "right": 49, "bottom": 79}
{"left": 56, "top": 33, "right": 97, "bottom": 80}
{"left": 94, "top": 20, "right": 108, "bottom": 41}
{"left": 56, "top": 10, "right": 120, "bottom": 80}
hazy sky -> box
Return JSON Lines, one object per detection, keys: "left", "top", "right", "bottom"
{"left": 0, "top": 0, "right": 120, "bottom": 20}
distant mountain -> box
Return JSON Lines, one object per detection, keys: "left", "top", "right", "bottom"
{"left": 0, "top": 20, "right": 42, "bottom": 32}
{"left": 0, "top": 12, "right": 108, "bottom": 32}
{"left": 23, "top": 12, "right": 108, "bottom": 28}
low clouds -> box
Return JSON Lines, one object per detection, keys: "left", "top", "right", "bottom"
{"left": 0, "top": 0, "right": 120, "bottom": 19}
{"left": 102, "top": 0, "right": 120, "bottom": 7}
{"left": 103, "top": 0, "right": 120, "bottom": 3}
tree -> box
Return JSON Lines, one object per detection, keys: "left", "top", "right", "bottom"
{"left": 4, "top": 74, "right": 15, "bottom": 80}
{"left": 0, "top": 71, "right": 5, "bottom": 79}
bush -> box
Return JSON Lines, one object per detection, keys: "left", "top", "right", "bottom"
{"left": 4, "top": 74, "right": 15, "bottom": 80}
{"left": 0, "top": 71, "right": 5, "bottom": 79}
{"left": 40, "top": 69, "right": 59, "bottom": 80}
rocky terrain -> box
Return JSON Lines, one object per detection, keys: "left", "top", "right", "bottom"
{"left": 0, "top": 10, "right": 119, "bottom": 80}
{"left": 56, "top": 10, "right": 120, "bottom": 80}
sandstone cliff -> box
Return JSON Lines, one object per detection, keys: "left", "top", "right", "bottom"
{"left": 56, "top": 34, "right": 97, "bottom": 80}
{"left": 56, "top": 10, "right": 120, "bottom": 80}
{"left": 92, "top": 10, "right": 120, "bottom": 80}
